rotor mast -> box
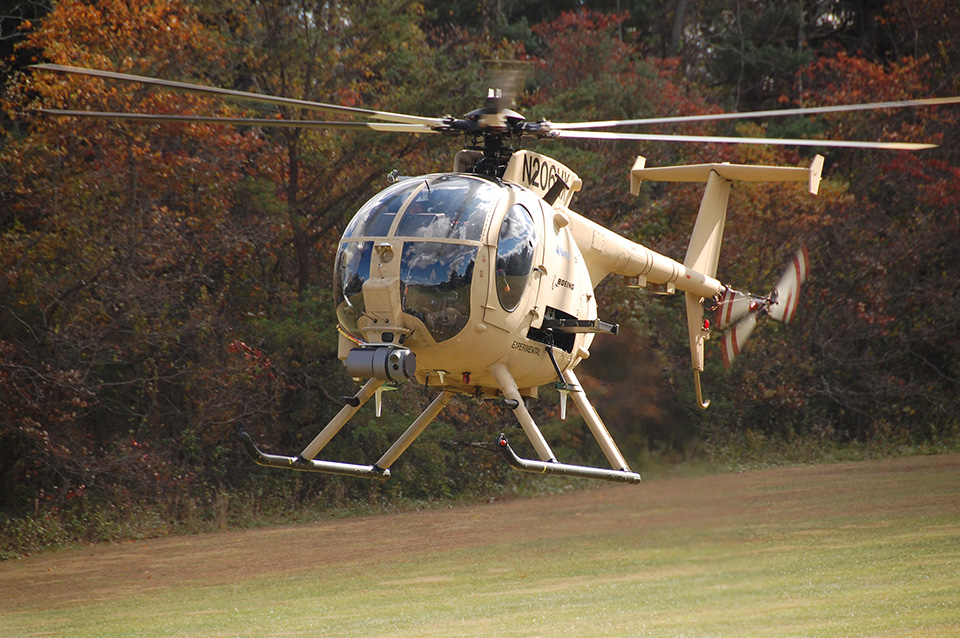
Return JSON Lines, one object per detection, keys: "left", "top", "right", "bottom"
{"left": 454, "top": 88, "right": 530, "bottom": 177}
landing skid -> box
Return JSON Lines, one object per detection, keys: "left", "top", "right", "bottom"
{"left": 238, "top": 431, "right": 390, "bottom": 480}
{"left": 237, "top": 364, "right": 643, "bottom": 485}
{"left": 496, "top": 434, "right": 641, "bottom": 484}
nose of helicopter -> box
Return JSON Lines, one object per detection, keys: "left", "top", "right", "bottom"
{"left": 334, "top": 173, "right": 503, "bottom": 345}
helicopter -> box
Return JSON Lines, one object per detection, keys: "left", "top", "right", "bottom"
{"left": 32, "top": 64, "right": 960, "bottom": 484}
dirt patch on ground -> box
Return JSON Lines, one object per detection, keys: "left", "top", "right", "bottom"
{"left": 1, "top": 453, "right": 957, "bottom": 613}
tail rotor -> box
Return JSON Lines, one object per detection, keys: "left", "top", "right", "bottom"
{"left": 718, "top": 246, "right": 810, "bottom": 367}
{"left": 768, "top": 245, "right": 810, "bottom": 323}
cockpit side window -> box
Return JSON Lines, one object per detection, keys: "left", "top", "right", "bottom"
{"left": 496, "top": 204, "right": 537, "bottom": 312}
{"left": 333, "top": 241, "right": 373, "bottom": 340}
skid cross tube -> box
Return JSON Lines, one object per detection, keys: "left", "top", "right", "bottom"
{"left": 238, "top": 431, "right": 390, "bottom": 480}
{"left": 497, "top": 435, "right": 641, "bottom": 484}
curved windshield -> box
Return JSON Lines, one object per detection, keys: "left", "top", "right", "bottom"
{"left": 334, "top": 241, "right": 373, "bottom": 339}
{"left": 400, "top": 242, "right": 476, "bottom": 342}
{"left": 496, "top": 204, "right": 537, "bottom": 311}
{"left": 342, "top": 179, "right": 421, "bottom": 239}
{"left": 336, "top": 174, "right": 501, "bottom": 343}
{"left": 394, "top": 175, "right": 500, "bottom": 240}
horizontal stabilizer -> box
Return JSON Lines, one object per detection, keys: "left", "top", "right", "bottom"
{"left": 631, "top": 155, "right": 824, "bottom": 195}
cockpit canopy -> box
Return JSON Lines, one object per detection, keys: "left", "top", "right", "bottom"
{"left": 335, "top": 174, "right": 505, "bottom": 343}
{"left": 342, "top": 174, "right": 501, "bottom": 241}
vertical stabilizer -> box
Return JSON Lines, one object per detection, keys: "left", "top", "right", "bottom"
{"left": 683, "top": 170, "right": 733, "bottom": 408}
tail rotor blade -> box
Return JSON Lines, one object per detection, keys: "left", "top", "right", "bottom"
{"left": 720, "top": 313, "right": 759, "bottom": 368}
{"left": 718, "top": 246, "right": 810, "bottom": 367}
{"left": 769, "top": 246, "right": 810, "bottom": 323}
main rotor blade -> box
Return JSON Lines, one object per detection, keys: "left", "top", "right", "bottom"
{"left": 30, "top": 64, "right": 445, "bottom": 128}
{"left": 555, "top": 95, "right": 960, "bottom": 130}
{"left": 40, "top": 109, "right": 441, "bottom": 134}
{"left": 552, "top": 129, "right": 936, "bottom": 150}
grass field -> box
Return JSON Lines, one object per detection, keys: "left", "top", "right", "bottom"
{"left": 1, "top": 453, "right": 958, "bottom": 637}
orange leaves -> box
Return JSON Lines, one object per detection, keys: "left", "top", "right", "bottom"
{"left": 32, "top": 0, "right": 212, "bottom": 76}
{"left": 883, "top": 0, "right": 960, "bottom": 89}
{"left": 803, "top": 51, "right": 927, "bottom": 106}
{"left": 530, "top": 10, "right": 634, "bottom": 97}
{"left": 0, "top": 1, "right": 277, "bottom": 449}
{"left": 798, "top": 51, "right": 951, "bottom": 152}
{"left": 228, "top": 340, "right": 276, "bottom": 383}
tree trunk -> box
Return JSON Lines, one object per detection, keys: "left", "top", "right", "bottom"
{"left": 671, "top": 0, "right": 691, "bottom": 56}
{"left": 286, "top": 134, "right": 312, "bottom": 296}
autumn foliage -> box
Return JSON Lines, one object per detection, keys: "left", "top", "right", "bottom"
{"left": 2, "top": 1, "right": 958, "bottom": 554}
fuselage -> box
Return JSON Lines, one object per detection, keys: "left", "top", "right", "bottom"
{"left": 333, "top": 151, "right": 722, "bottom": 397}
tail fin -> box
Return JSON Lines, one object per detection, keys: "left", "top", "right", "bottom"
{"left": 719, "top": 246, "right": 810, "bottom": 367}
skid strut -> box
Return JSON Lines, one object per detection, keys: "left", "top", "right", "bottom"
{"left": 488, "top": 362, "right": 642, "bottom": 484}
{"left": 497, "top": 435, "right": 641, "bottom": 484}
{"left": 239, "top": 361, "right": 644, "bottom": 484}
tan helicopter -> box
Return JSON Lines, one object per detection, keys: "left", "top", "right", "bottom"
{"left": 33, "top": 64, "right": 960, "bottom": 484}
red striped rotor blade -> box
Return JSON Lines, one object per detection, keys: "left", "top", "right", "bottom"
{"left": 720, "top": 313, "right": 759, "bottom": 368}
{"left": 769, "top": 246, "right": 810, "bottom": 323}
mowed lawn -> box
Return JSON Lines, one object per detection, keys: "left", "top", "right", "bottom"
{"left": 1, "top": 454, "right": 958, "bottom": 637}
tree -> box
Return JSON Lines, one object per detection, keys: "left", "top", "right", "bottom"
{"left": 1, "top": 0, "right": 269, "bottom": 517}
{"left": 792, "top": 51, "right": 960, "bottom": 442}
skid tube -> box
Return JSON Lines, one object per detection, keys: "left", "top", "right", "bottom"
{"left": 238, "top": 431, "right": 390, "bottom": 481}
{"left": 496, "top": 434, "right": 641, "bottom": 484}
